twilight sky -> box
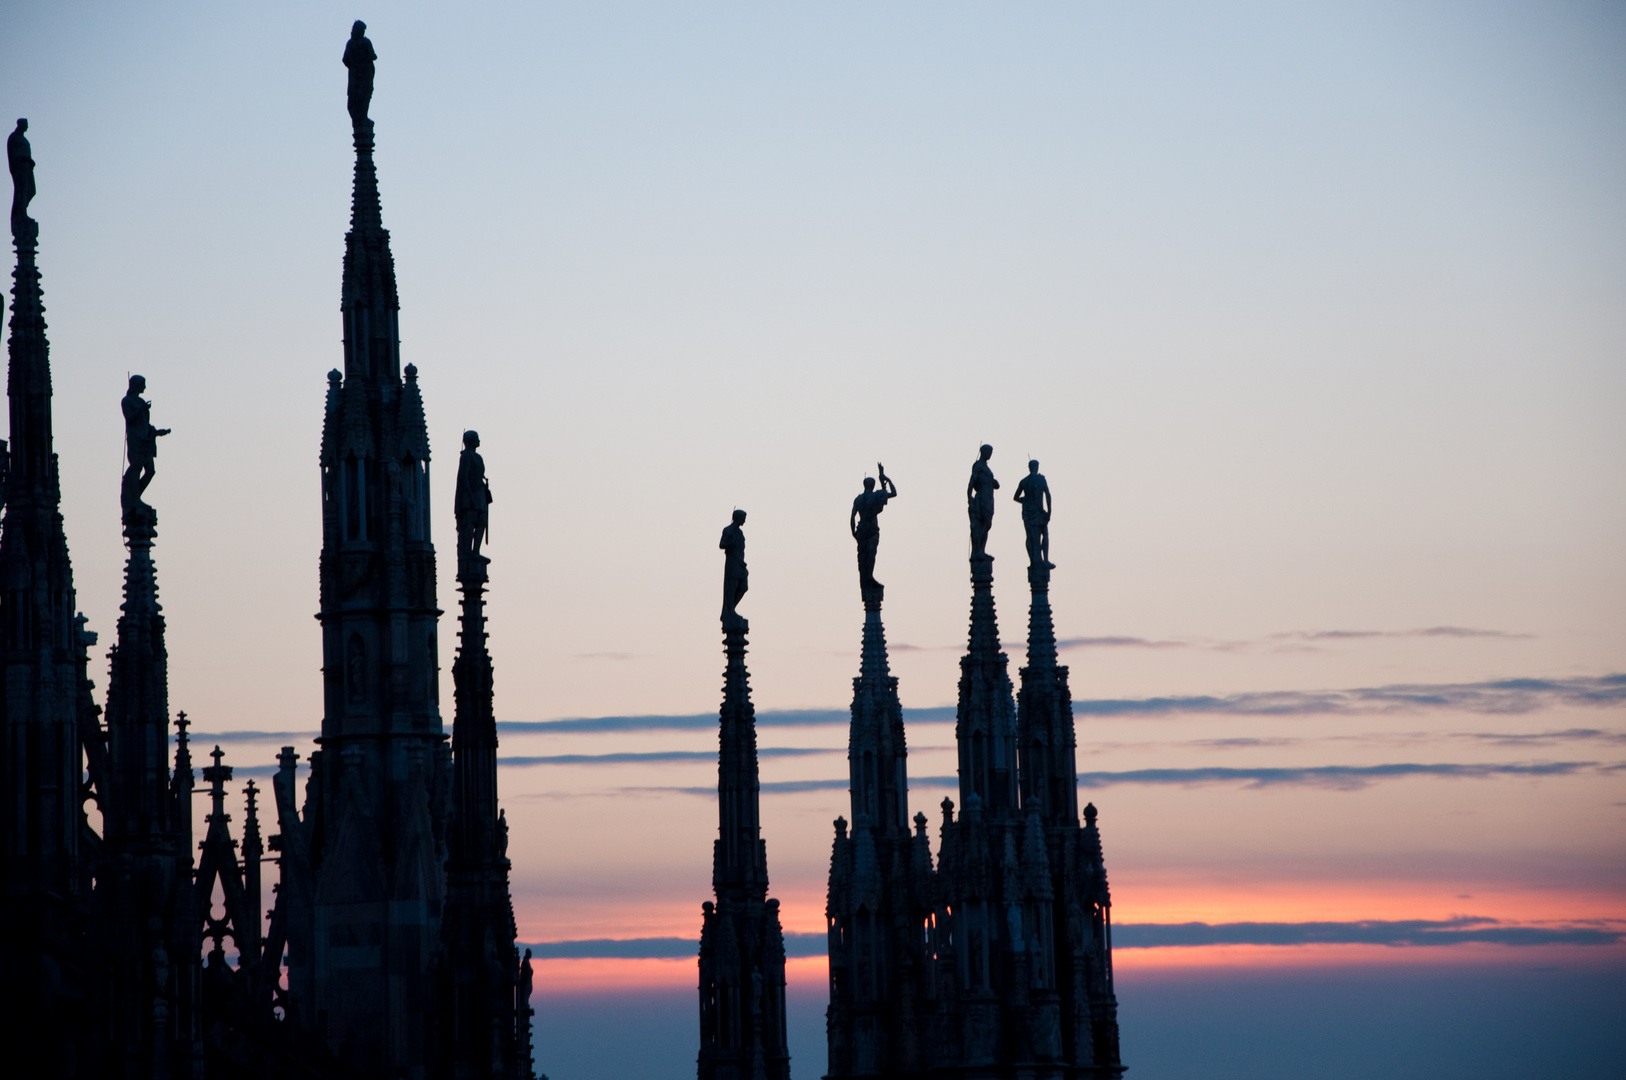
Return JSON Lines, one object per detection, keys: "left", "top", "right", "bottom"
{"left": 4, "top": 2, "right": 1624, "bottom": 1077}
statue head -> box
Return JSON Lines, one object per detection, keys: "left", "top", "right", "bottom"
{"left": 732, "top": 509, "right": 747, "bottom": 526}
{"left": 1028, "top": 459, "right": 1039, "bottom": 473}
{"left": 979, "top": 443, "right": 993, "bottom": 461}
{"left": 463, "top": 430, "right": 479, "bottom": 449}
{"left": 351, "top": 20, "right": 367, "bottom": 38}
{"left": 128, "top": 375, "right": 146, "bottom": 394}
{"left": 13, "top": 119, "right": 24, "bottom": 135}
{"left": 863, "top": 477, "right": 876, "bottom": 491}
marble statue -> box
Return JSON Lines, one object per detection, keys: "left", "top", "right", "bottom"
{"left": 8, "top": 118, "right": 35, "bottom": 237}
{"left": 343, "top": 21, "right": 377, "bottom": 127}
{"left": 967, "top": 444, "right": 998, "bottom": 558}
{"left": 1012, "top": 458, "right": 1053, "bottom": 569}
{"left": 121, "top": 376, "right": 170, "bottom": 513}
{"left": 850, "top": 463, "right": 897, "bottom": 596}
{"left": 454, "top": 430, "right": 492, "bottom": 576}
{"left": 720, "top": 510, "right": 748, "bottom": 624}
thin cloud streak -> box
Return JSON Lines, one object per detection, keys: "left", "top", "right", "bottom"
{"left": 606, "top": 761, "right": 1615, "bottom": 796}
{"left": 500, "top": 747, "right": 839, "bottom": 767}
{"left": 525, "top": 918, "right": 1624, "bottom": 958}
{"left": 1073, "top": 762, "right": 1603, "bottom": 791}
{"left": 496, "top": 675, "right": 1625, "bottom": 735}
{"left": 1077, "top": 675, "right": 1626, "bottom": 719}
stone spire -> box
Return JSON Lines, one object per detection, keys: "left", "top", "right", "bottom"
{"left": 93, "top": 419, "right": 205, "bottom": 1077}
{"left": 1013, "top": 511, "right": 1125, "bottom": 1075}
{"left": 441, "top": 465, "right": 534, "bottom": 1079}
{"left": 0, "top": 118, "right": 102, "bottom": 1061}
{"left": 1016, "top": 561, "right": 1077, "bottom": 827}
{"left": 956, "top": 553, "right": 1018, "bottom": 818}
{"left": 698, "top": 514, "right": 791, "bottom": 1080}
{"left": 277, "top": 26, "right": 450, "bottom": 1072}
{"left": 826, "top": 505, "right": 935, "bottom": 1076}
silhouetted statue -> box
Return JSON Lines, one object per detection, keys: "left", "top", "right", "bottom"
{"left": 1013, "top": 458, "right": 1053, "bottom": 569}
{"left": 121, "top": 376, "right": 170, "bottom": 514}
{"left": 720, "top": 510, "right": 748, "bottom": 625}
{"left": 455, "top": 430, "right": 492, "bottom": 577}
{"left": 8, "top": 118, "right": 35, "bottom": 238}
{"left": 343, "top": 21, "right": 377, "bottom": 127}
{"left": 850, "top": 463, "right": 897, "bottom": 597}
{"left": 967, "top": 444, "right": 998, "bottom": 558}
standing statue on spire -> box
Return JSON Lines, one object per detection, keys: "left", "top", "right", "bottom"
{"left": 8, "top": 118, "right": 35, "bottom": 238}
{"left": 720, "top": 510, "right": 749, "bottom": 626}
{"left": 343, "top": 20, "right": 377, "bottom": 128}
{"left": 1013, "top": 458, "right": 1054, "bottom": 569}
{"left": 121, "top": 375, "right": 170, "bottom": 515}
{"left": 850, "top": 463, "right": 898, "bottom": 598}
{"left": 967, "top": 443, "right": 999, "bottom": 558}
{"left": 455, "top": 430, "right": 492, "bottom": 579}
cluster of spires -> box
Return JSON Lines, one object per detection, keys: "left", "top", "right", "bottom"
{"left": 0, "top": 24, "right": 533, "bottom": 1079}
{"left": 699, "top": 451, "right": 1124, "bottom": 1079}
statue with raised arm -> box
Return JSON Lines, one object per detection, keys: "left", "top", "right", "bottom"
{"left": 967, "top": 444, "right": 998, "bottom": 558}
{"left": 851, "top": 463, "right": 898, "bottom": 598}
{"left": 343, "top": 20, "right": 377, "bottom": 128}
{"left": 720, "top": 510, "right": 748, "bottom": 626}
{"left": 454, "top": 430, "right": 492, "bottom": 578}
{"left": 8, "top": 118, "right": 35, "bottom": 238}
{"left": 1012, "top": 458, "right": 1053, "bottom": 569}
{"left": 121, "top": 376, "right": 171, "bottom": 514}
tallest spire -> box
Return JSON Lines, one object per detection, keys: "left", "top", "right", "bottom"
{"left": 340, "top": 19, "right": 399, "bottom": 381}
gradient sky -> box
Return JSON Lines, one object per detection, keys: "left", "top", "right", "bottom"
{"left": 4, "top": 2, "right": 1624, "bottom": 1077}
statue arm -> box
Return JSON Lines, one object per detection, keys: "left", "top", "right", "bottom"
{"left": 1042, "top": 483, "right": 1052, "bottom": 519}
{"left": 850, "top": 500, "right": 860, "bottom": 539}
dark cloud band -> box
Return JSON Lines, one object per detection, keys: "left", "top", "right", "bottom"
{"left": 524, "top": 917, "right": 1623, "bottom": 958}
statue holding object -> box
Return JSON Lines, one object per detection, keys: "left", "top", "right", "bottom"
{"left": 720, "top": 510, "right": 748, "bottom": 627}
{"left": 1013, "top": 458, "right": 1054, "bottom": 569}
{"left": 121, "top": 375, "right": 171, "bottom": 516}
{"left": 455, "top": 430, "right": 493, "bottom": 579}
{"left": 967, "top": 443, "right": 998, "bottom": 558}
{"left": 850, "top": 463, "right": 898, "bottom": 599}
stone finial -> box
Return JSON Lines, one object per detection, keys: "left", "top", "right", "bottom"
{"left": 1083, "top": 802, "right": 1098, "bottom": 827}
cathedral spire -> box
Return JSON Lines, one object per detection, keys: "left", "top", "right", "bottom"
{"left": 442, "top": 438, "right": 533, "bottom": 1079}
{"left": 826, "top": 469, "right": 936, "bottom": 1079}
{"left": 1016, "top": 560, "right": 1078, "bottom": 828}
{"left": 956, "top": 446, "right": 1018, "bottom": 819}
{"left": 699, "top": 510, "right": 790, "bottom": 1080}
{"left": 0, "top": 118, "right": 101, "bottom": 1058}
{"left": 293, "top": 25, "right": 450, "bottom": 1072}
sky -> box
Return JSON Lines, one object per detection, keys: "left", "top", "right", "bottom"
{"left": 3, "top": 2, "right": 1625, "bottom": 1077}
